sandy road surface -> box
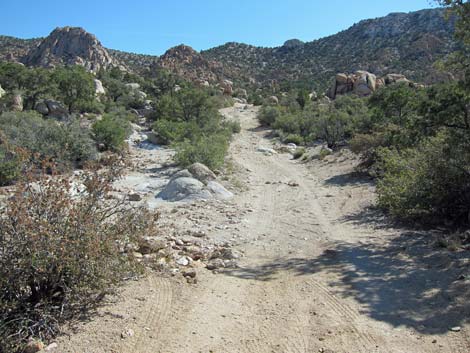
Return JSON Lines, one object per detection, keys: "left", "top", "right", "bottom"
{"left": 56, "top": 104, "right": 470, "bottom": 353}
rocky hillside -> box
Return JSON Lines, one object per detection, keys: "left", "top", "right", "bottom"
{"left": 0, "top": 8, "right": 457, "bottom": 91}
{"left": 0, "top": 35, "right": 41, "bottom": 62}
{"left": 108, "top": 48, "right": 158, "bottom": 74}
{"left": 23, "top": 27, "right": 123, "bottom": 72}
{"left": 154, "top": 44, "right": 229, "bottom": 84}
{"left": 202, "top": 8, "right": 456, "bottom": 90}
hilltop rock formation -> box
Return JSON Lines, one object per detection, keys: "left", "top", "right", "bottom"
{"left": 157, "top": 44, "right": 224, "bottom": 84}
{"left": 24, "top": 27, "right": 122, "bottom": 72}
{"left": 326, "top": 70, "right": 417, "bottom": 99}
{"left": 282, "top": 39, "right": 304, "bottom": 49}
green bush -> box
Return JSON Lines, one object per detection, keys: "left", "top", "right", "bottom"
{"left": 283, "top": 134, "right": 303, "bottom": 145}
{"left": 292, "top": 147, "right": 306, "bottom": 160}
{"left": 377, "top": 133, "right": 470, "bottom": 222}
{"left": 0, "top": 145, "right": 21, "bottom": 186}
{"left": 258, "top": 105, "right": 281, "bottom": 126}
{"left": 0, "top": 111, "right": 97, "bottom": 168}
{"left": 153, "top": 119, "right": 193, "bottom": 145}
{"left": 92, "top": 112, "right": 131, "bottom": 151}
{"left": 174, "top": 132, "right": 230, "bottom": 170}
{"left": 0, "top": 164, "right": 158, "bottom": 352}
{"left": 224, "top": 120, "right": 241, "bottom": 134}
{"left": 272, "top": 113, "right": 301, "bottom": 135}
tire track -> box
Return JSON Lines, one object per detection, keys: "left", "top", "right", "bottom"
{"left": 122, "top": 275, "right": 173, "bottom": 353}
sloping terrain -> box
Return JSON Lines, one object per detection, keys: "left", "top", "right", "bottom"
{"left": 51, "top": 105, "right": 470, "bottom": 353}
{"left": 0, "top": 8, "right": 456, "bottom": 91}
{"left": 203, "top": 8, "right": 456, "bottom": 90}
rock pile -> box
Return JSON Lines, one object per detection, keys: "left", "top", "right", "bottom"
{"left": 157, "top": 163, "right": 233, "bottom": 202}
{"left": 35, "top": 99, "right": 69, "bottom": 120}
{"left": 326, "top": 71, "right": 417, "bottom": 99}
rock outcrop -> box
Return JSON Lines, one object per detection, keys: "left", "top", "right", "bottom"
{"left": 94, "top": 79, "right": 105, "bottom": 95}
{"left": 326, "top": 70, "right": 415, "bottom": 99}
{"left": 35, "top": 99, "right": 69, "bottom": 120}
{"left": 157, "top": 164, "right": 233, "bottom": 202}
{"left": 157, "top": 44, "right": 224, "bottom": 84}
{"left": 24, "top": 27, "right": 122, "bottom": 72}
{"left": 11, "top": 94, "right": 23, "bottom": 111}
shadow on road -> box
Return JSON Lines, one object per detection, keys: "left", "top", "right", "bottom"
{"left": 223, "top": 230, "right": 470, "bottom": 334}
{"left": 324, "top": 171, "right": 374, "bottom": 187}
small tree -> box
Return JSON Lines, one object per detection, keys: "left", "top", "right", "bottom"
{"left": 52, "top": 66, "right": 95, "bottom": 113}
{"left": 92, "top": 111, "right": 132, "bottom": 151}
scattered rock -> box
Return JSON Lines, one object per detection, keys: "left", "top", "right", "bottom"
{"left": 211, "top": 247, "right": 241, "bottom": 260}
{"left": 188, "top": 163, "right": 216, "bottom": 184}
{"left": 183, "top": 270, "right": 197, "bottom": 278}
{"left": 268, "top": 96, "right": 279, "bottom": 105}
{"left": 121, "top": 328, "right": 135, "bottom": 339}
{"left": 186, "top": 276, "right": 198, "bottom": 284}
{"left": 24, "top": 340, "right": 44, "bottom": 353}
{"left": 44, "top": 342, "right": 58, "bottom": 352}
{"left": 257, "top": 147, "right": 277, "bottom": 155}
{"left": 132, "top": 251, "right": 143, "bottom": 259}
{"left": 206, "top": 258, "right": 226, "bottom": 270}
{"left": 128, "top": 193, "right": 142, "bottom": 202}
{"left": 176, "top": 256, "right": 191, "bottom": 266}
{"left": 138, "top": 236, "right": 166, "bottom": 255}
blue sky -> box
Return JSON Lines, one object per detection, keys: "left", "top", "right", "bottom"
{"left": 0, "top": 0, "right": 437, "bottom": 55}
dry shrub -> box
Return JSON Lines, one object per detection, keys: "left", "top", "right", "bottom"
{"left": 0, "top": 158, "right": 159, "bottom": 352}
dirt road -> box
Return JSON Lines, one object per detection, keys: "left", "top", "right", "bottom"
{"left": 57, "top": 104, "right": 470, "bottom": 353}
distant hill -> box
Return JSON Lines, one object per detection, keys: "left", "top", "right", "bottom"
{"left": 202, "top": 8, "right": 456, "bottom": 91}
{"left": 0, "top": 8, "right": 457, "bottom": 91}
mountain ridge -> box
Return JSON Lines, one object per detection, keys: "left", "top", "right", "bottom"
{"left": 0, "top": 8, "right": 456, "bottom": 91}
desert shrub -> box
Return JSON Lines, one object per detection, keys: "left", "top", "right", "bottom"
{"left": 209, "top": 94, "right": 234, "bottom": 109}
{"left": 313, "top": 110, "right": 350, "bottom": 148}
{"left": 224, "top": 120, "right": 241, "bottom": 134}
{"left": 174, "top": 132, "right": 230, "bottom": 170}
{"left": 377, "top": 133, "right": 470, "bottom": 222}
{"left": 92, "top": 112, "right": 132, "bottom": 151}
{"left": 0, "top": 162, "right": 159, "bottom": 352}
{"left": 349, "top": 132, "right": 387, "bottom": 173}
{"left": 283, "top": 134, "right": 303, "bottom": 145}
{"left": 75, "top": 99, "right": 105, "bottom": 114}
{"left": 257, "top": 105, "right": 281, "bottom": 126}
{"left": 153, "top": 119, "right": 194, "bottom": 145}
{"left": 0, "top": 111, "right": 97, "bottom": 169}
{"left": 292, "top": 147, "right": 306, "bottom": 160}
{"left": 272, "top": 113, "right": 301, "bottom": 135}
{"left": 250, "top": 94, "right": 264, "bottom": 106}
{"left": 0, "top": 143, "right": 21, "bottom": 186}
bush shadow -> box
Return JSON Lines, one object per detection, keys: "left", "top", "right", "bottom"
{"left": 223, "top": 232, "right": 470, "bottom": 335}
